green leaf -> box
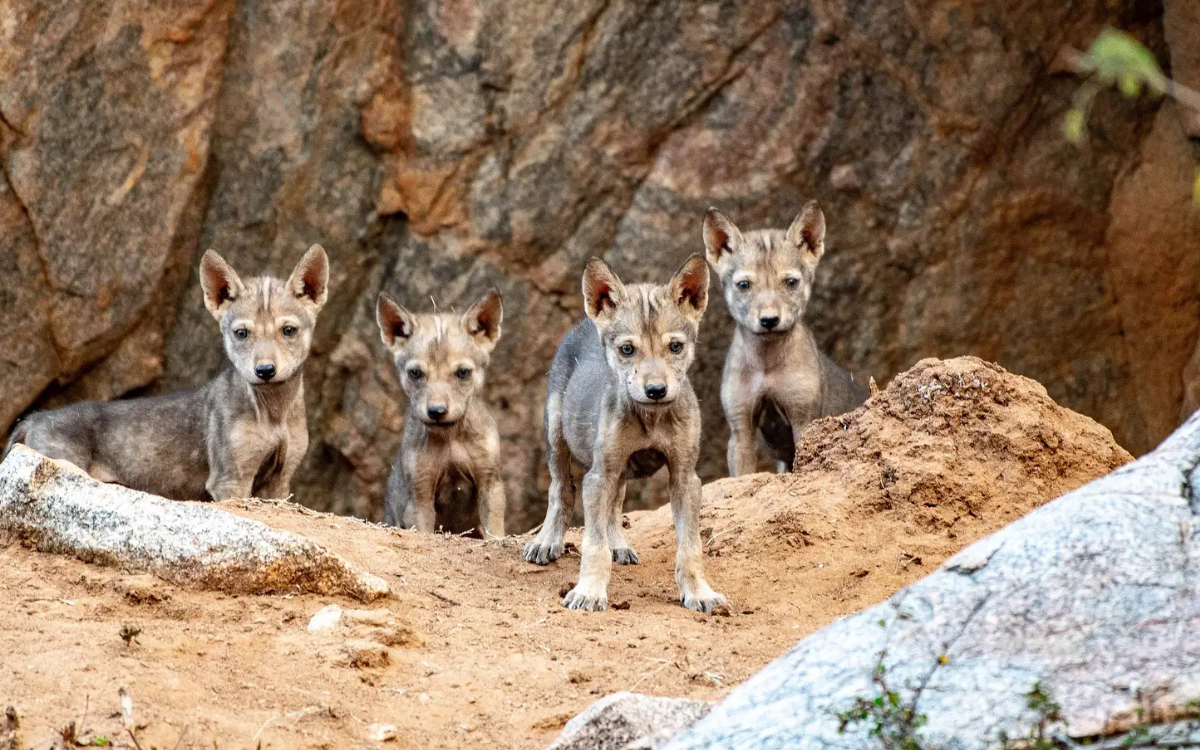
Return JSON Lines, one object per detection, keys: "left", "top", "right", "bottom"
{"left": 1117, "top": 71, "right": 1141, "bottom": 98}
{"left": 1088, "top": 28, "right": 1165, "bottom": 96}
{"left": 1063, "top": 108, "right": 1087, "bottom": 145}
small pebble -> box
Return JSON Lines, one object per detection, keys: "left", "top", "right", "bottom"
{"left": 307, "top": 604, "right": 343, "bottom": 632}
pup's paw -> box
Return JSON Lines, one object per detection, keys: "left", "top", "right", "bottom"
{"left": 681, "top": 590, "right": 728, "bottom": 615}
{"left": 562, "top": 583, "right": 608, "bottom": 612}
{"left": 611, "top": 546, "right": 640, "bottom": 565}
{"left": 522, "top": 539, "right": 564, "bottom": 565}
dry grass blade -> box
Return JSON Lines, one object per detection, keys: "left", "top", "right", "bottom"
{"left": 117, "top": 688, "right": 144, "bottom": 750}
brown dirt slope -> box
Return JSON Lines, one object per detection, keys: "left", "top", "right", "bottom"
{"left": 0, "top": 358, "right": 1130, "bottom": 750}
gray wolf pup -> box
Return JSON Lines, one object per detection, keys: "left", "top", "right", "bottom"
{"left": 376, "top": 289, "right": 506, "bottom": 538}
{"left": 704, "top": 201, "right": 867, "bottom": 476}
{"left": 4, "top": 245, "right": 330, "bottom": 501}
{"left": 523, "top": 255, "right": 726, "bottom": 614}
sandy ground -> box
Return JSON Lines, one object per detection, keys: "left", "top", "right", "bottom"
{"left": 0, "top": 358, "right": 1131, "bottom": 750}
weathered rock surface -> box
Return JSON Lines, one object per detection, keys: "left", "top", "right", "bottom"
{"left": 2, "top": 0, "right": 1195, "bottom": 529}
{"left": 661, "top": 408, "right": 1200, "bottom": 750}
{"left": 0, "top": 0, "right": 232, "bottom": 428}
{"left": 548, "top": 693, "right": 712, "bottom": 750}
{"left": 0, "top": 445, "right": 389, "bottom": 601}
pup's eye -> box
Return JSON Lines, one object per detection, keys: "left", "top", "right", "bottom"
{"left": 618, "top": 343, "right": 635, "bottom": 357}
{"left": 735, "top": 279, "right": 751, "bottom": 291}
{"left": 407, "top": 367, "right": 424, "bottom": 381}
{"left": 456, "top": 367, "right": 473, "bottom": 381}
{"left": 669, "top": 341, "right": 684, "bottom": 354}
{"left": 784, "top": 277, "right": 800, "bottom": 290}
{"left": 234, "top": 327, "right": 249, "bottom": 340}
{"left": 281, "top": 325, "right": 298, "bottom": 337}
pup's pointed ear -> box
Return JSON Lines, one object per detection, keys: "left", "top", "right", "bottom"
{"left": 376, "top": 293, "right": 416, "bottom": 348}
{"left": 582, "top": 257, "right": 625, "bottom": 324}
{"left": 463, "top": 289, "right": 503, "bottom": 351}
{"left": 786, "top": 200, "right": 825, "bottom": 261}
{"left": 199, "top": 250, "right": 245, "bottom": 319}
{"left": 703, "top": 208, "right": 742, "bottom": 269}
{"left": 668, "top": 254, "right": 709, "bottom": 322}
{"left": 288, "top": 244, "right": 329, "bottom": 311}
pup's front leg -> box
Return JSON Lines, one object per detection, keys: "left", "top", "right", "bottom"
{"left": 606, "top": 484, "right": 638, "bottom": 565}
{"left": 726, "top": 411, "right": 758, "bottom": 477}
{"left": 208, "top": 417, "right": 280, "bottom": 501}
{"left": 722, "top": 366, "right": 759, "bottom": 477}
{"left": 390, "top": 456, "right": 437, "bottom": 531}
{"left": 410, "top": 470, "right": 438, "bottom": 532}
{"left": 563, "top": 466, "right": 618, "bottom": 611}
{"left": 477, "top": 468, "right": 506, "bottom": 538}
{"left": 383, "top": 460, "right": 407, "bottom": 526}
{"left": 524, "top": 419, "right": 575, "bottom": 564}
{"left": 258, "top": 433, "right": 307, "bottom": 500}
{"left": 786, "top": 403, "right": 817, "bottom": 471}
{"left": 670, "top": 469, "right": 727, "bottom": 613}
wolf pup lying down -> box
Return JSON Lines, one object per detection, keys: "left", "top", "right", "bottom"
{"left": 376, "top": 289, "right": 506, "bottom": 538}
{"left": 524, "top": 255, "right": 726, "bottom": 614}
{"left": 4, "top": 245, "right": 330, "bottom": 501}
{"left": 704, "top": 202, "right": 867, "bottom": 475}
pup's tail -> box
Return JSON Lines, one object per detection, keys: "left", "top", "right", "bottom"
{"left": 2, "top": 420, "right": 29, "bottom": 461}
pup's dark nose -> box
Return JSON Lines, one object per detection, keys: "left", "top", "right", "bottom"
{"left": 255, "top": 364, "right": 277, "bottom": 381}
{"left": 427, "top": 404, "right": 448, "bottom": 421}
{"left": 760, "top": 315, "right": 780, "bottom": 330}
{"left": 645, "top": 383, "right": 668, "bottom": 401}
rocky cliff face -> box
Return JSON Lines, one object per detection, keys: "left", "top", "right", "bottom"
{"left": 1, "top": 0, "right": 1196, "bottom": 529}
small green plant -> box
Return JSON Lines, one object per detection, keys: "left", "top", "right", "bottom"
{"left": 996, "top": 682, "right": 1068, "bottom": 749}
{"left": 1063, "top": 27, "right": 1200, "bottom": 206}
{"left": 1023, "top": 682, "right": 1063, "bottom": 750}
{"left": 836, "top": 655, "right": 935, "bottom": 750}
{"left": 1063, "top": 28, "right": 1167, "bottom": 146}
{"left": 835, "top": 644, "right": 1200, "bottom": 750}
{"left": 118, "top": 624, "right": 141, "bottom": 648}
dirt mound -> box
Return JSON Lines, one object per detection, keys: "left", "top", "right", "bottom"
{"left": 796, "top": 356, "right": 1132, "bottom": 513}
{"left": 0, "top": 358, "right": 1129, "bottom": 750}
{"left": 627, "top": 356, "right": 1131, "bottom": 635}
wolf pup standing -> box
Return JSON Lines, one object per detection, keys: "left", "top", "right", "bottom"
{"left": 705, "top": 202, "right": 867, "bottom": 476}
{"left": 376, "top": 289, "right": 506, "bottom": 538}
{"left": 524, "top": 255, "right": 726, "bottom": 614}
{"left": 4, "top": 245, "right": 330, "bottom": 501}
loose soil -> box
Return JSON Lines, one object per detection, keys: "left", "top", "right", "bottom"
{"left": 0, "top": 358, "right": 1131, "bottom": 750}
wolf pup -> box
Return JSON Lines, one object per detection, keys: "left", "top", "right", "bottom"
{"left": 523, "top": 255, "right": 726, "bottom": 614}
{"left": 376, "top": 289, "right": 506, "bottom": 538}
{"left": 4, "top": 245, "right": 330, "bottom": 501}
{"left": 704, "top": 201, "right": 867, "bottom": 476}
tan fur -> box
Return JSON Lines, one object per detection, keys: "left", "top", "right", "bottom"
{"left": 705, "top": 202, "right": 867, "bottom": 475}
{"left": 524, "top": 255, "right": 726, "bottom": 614}
{"left": 5, "top": 245, "right": 329, "bottom": 501}
{"left": 377, "top": 290, "right": 506, "bottom": 538}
